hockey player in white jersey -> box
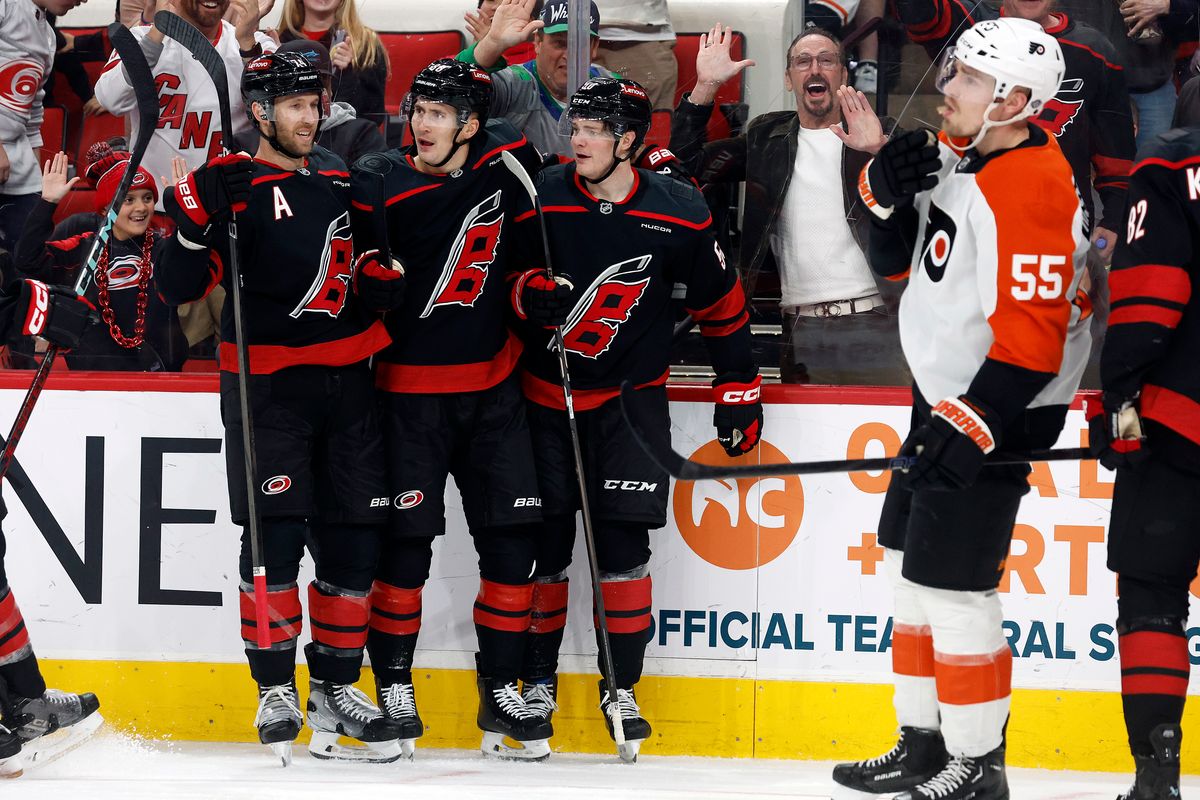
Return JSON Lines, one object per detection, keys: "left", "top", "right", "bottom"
{"left": 93, "top": 0, "right": 276, "bottom": 209}
{"left": 836, "top": 18, "right": 1090, "bottom": 799}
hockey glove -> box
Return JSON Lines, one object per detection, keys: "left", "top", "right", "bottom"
{"left": 17, "top": 279, "right": 94, "bottom": 351}
{"left": 860, "top": 129, "right": 941, "bottom": 218}
{"left": 353, "top": 249, "right": 406, "bottom": 312}
{"left": 713, "top": 373, "right": 763, "bottom": 457}
{"left": 168, "top": 153, "right": 253, "bottom": 246}
{"left": 902, "top": 395, "right": 998, "bottom": 491}
{"left": 512, "top": 269, "right": 575, "bottom": 328}
{"left": 1087, "top": 392, "right": 1149, "bottom": 471}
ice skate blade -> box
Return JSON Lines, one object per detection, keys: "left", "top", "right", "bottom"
{"left": 617, "top": 739, "right": 641, "bottom": 763}
{"left": 269, "top": 741, "right": 292, "bottom": 767}
{"left": 0, "top": 754, "right": 23, "bottom": 779}
{"left": 22, "top": 711, "right": 103, "bottom": 771}
{"left": 400, "top": 738, "right": 416, "bottom": 761}
{"left": 480, "top": 731, "right": 551, "bottom": 762}
{"left": 307, "top": 731, "right": 403, "bottom": 763}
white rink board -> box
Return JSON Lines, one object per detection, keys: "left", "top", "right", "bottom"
{"left": 0, "top": 384, "right": 1186, "bottom": 693}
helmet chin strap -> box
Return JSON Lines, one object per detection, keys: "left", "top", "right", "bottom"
{"left": 412, "top": 123, "right": 468, "bottom": 171}
{"left": 580, "top": 135, "right": 636, "bottom": 186}
{"left": 259, "top": 118, "right": 321, "bottom": 161}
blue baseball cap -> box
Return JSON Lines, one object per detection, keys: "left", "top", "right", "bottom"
{"left": 541, "top": 0, "right": 600, "bottom": 36}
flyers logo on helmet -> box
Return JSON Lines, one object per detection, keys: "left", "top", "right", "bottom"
{"left": 557, "top": 255, "right": 652, "bottom": 359}
{"left": 291, "top": 211, "right": 354, "bottom": 318}
{"left": 919, "top": 202, "right": 957, "bottom": 283}
{"left": 421, "top": 191, "right": 504, "bottom": 317}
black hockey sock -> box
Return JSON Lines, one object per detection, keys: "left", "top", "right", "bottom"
{"left": 474, "top": 579, "right": 532, "bottom": 681}
{"left": 523, "top": 579, "right": 568, "bottom": 682}
{"left": 368, "top": 582, "right": 421, "bottom": 686}
{"left": 1119, "top": 618, "right": 1189, "bottom": 757}
{"left": 246, "top": 647, "right": 298, "bottom": 688}
{"left": 597, "top": 575, "right": 653, "bottom": 689}
{"left": 0, "top": 653, "right": 45, "bottom": 700}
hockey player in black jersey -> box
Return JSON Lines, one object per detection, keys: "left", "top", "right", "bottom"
{"left": 157, "top": 51, "right": 402, "bottom": 765}
{"left": 350, "top": 58, "right": 559, "bottom": 761}
{"left": 512, "top": 77, "right": 761, "bottom": 756}
{"left": 1090, "top": 127, "right": 1200, "bottom": 800}
{"left": 0, "top": 275, "right": 99, "bottom": 778}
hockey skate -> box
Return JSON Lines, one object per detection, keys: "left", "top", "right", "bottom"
{"left": 891, "top": 744, "right": 1008, "bottom": 800}
{"left": 377, "top": 678, "right": 423, "bottom": 760}
{"left": 1118, "top": 724, "right": 1181, "bottom": 800}
{"left": 832, "top": 726, "right": 949, "bottom": 794}
{"left": 599, "top": 680, "right": 651, "bottom": 763}
{"left": 254, "top": 681, "right": 302, "bottom": 766}
{"left": 306, "top": 679, "right": 405, "bottom": 763}
{"left": 0, "top": 724, "right": 22, "bottom": 779}
{"left": 6, "top": 688, "right": 102, "bottom": 772}
{"left": 477, "top": 672, "right": 552, "bottom": 761}
{"left": 521, "top": 675, "right": 558, "bottom": 726}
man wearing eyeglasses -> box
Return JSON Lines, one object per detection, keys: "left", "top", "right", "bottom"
{"left": 671, "top": 25, "right": 909, "bottom": 386}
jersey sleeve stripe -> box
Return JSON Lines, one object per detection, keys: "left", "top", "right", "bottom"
{"left": 626, "top": 209, "right": 712, "bottom": 230}
{"left": 540, "top": 205, "right": 589, "bottom": 215}
{"left": 318, "top": 169, "right": 350, "bottom": 178}
{"left": 473, "top": 137, "right": 530, "bottom": 170}
{"left": 687, "top": 281, "right": 747, "bottom": 323}
{"left": 520, "top": 367, "right": 669, "bottom": 412}
{"left": 1109, "top": 264, "right": 1192, "bottom": 305}
{"left": 252, "top": 172, "right": 293, "bottom": 186}
{"left": 351, "top": 200, "right": 373, "bottom": 212}
{"left": 1092, "top": 154, "right": 1133, "bottom": 178}
{"left": 385, "top": 183, "right": 442, "bottom": 206}
{"left": 1142, "top": 383, "right": 1200, "bottom": 447}
{"left": 47, "top": 231, "right": 93, "bottom": 252}
{"left": 693, "top": 312, "right": 749, "bottom": 337}
{"left": 1131, "top": 154, "right": 1200, "bottom": 174}
{"left": 1108, "top": 305, "right": 1184, "bottom": 328}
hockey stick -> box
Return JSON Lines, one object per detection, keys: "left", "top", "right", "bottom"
{"left": 619, "top": 382, "right": 1091, "bottom": 481}
{"left": 154, "top": 11, "right": 270, "bottom": 651}
{"left": 0, "top": 22, "right": 159, "bottom": 483}
{"left": 500, "top": 150, "right": 632, "bottom": 762}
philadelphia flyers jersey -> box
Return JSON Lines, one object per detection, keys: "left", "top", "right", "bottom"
{"left": 516, "top": 164, "right": 754, "bottom": 410}
{"left": 895, "top": 3, "right": 1134, "bottom": 234}
{"left": 349, "top": 121, "right": 542, "bottom": 394}
{"left": 892, "top": 126, "right": 1091, "bottom": 421}
{"left": 1102, "top": 127, "right": 1200, "bottom": 471}
{"left": 158, "top": 145, "right": 389, "bottom": 373}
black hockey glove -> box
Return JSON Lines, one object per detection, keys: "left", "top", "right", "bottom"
{"left": 512, "top": 269, "right": 575, "bottom": 328}
{"left": 353, "top": 249, "right": 406, "bottom": 313}
{"left": 1087, "top": 392, "right": 1149, "bottom": 472}
{"left": 861, "top": 129, "right": 941, "bottom": 213}
{"left": 17, "top": 279, "right": 94, "bottom": 351}
{"left": 167, "top": 152, "right": 253, "bottom": 245}
{"left": 713, "top": 373, "right": 763, "bottom": 457}
{"left": 902, "top": 395, "right": 998, "bottom": 491}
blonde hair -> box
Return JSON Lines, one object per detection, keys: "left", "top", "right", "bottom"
{"left": 281, "top": 0, "right": 386, "bottom": 71}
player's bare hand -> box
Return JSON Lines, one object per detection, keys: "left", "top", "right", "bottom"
{"left": 230, "top": 0, "right": 261, "bottom": 50}
{"left": 831, "top": 86, "right": 886, "bottom": 154}
{"left": 691, "top": 23, "right": 755, "bottom": 106}
{"left": 82, "top": 97, "right": 106, "bottom": 116}
{"left": 1120, "top": 0, "right": 1169, "bottom": 35}
{"left": 59, "top": 31, "right": 75, "bottom": 53}
{"left": 161, "top": 155, "right": 189, "bottom": 188}
{"left": 256, "top": 0, "right": 275, "bottom": 19}
{"left": 465, "top": 10, "right": 491, "bottom": 43}
{"left": 41, "top": 152, "right": 81, "bottom": 204}
{"left": 0, "top": 143, "right": 9, "bottom": 184}
{"left": 484, "top": 0, "right": 543, "bottom": 50}
{"left": 148, "top": 0, "right": 178, "bottom": 43}
{"left": 331, "top": 37, "right": 354, "bottom": 70}
{"left": 1092, "top": 225, "right": 1117, "bottom": 264}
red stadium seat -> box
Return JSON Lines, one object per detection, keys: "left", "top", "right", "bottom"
{"left": 378, "top": 31, "right": 467, "bottom": 118}
{"left": 646, "top": 109, "right": 671, "bottom": 149}
{"left": 673, "top": 32, "right": 746, "bottom": 141}
{"left": 39, "top": 105, "right": 67, "bottom": 162}
{"left": 52, "top": 189, "right": 97, "bottom": 225}
{"left": 76, "top": 113, "right": 127, "bottom": 164}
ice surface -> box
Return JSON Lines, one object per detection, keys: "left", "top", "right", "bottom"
{"left": 7, "top": 730, "right": 1197, "bottom": 800}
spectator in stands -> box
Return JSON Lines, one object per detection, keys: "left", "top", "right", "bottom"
{"left": 592, "top": 0, "right": 677, "bottom": 113}
{"left": 276, "top": 39, "right": 385, "bottom": 164}
{"left": 672, "top": 25, "right": 909, "bottom": 385}
{"left": 278, "top": 0, "right": 389, "bottom": 126}
{"left": 460, "top": 0, "right": 617, "bottom": 157}
{"left": 893, "top": 0, "right": 1134, "bottom": 267}
{"left": 1174, "top": 71, "right": 1200, "bottom": 125}
{"left": 14, "top": 146, "right": 187, "bottom": 371}
{"left": 806, "top": 0, "right": 885, "bottom": 93}
{"left": 119, "top": 0, "right": 275, "bottom": 31}
{"left": 465, "top": 0, "right": 541, "bottom": 64}
{"left": 1116, "top": 0, "right": 1200, "bottom": 149}
{"left": 47, "top": 20, "right": 108, "bottom": 116}
{"left": 95, "top": 0, "right": 276, "bottom": 209}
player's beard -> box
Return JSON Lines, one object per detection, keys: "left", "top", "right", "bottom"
{"left": 277, "top": 124, "right": 317, "bottom": 158}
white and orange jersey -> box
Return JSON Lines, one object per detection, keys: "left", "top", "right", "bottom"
{"left": 94, "top": 23, "right": 276, "bottom": 210}
{"left": 901, "top": 126, "right": 1091, "bottom": 409}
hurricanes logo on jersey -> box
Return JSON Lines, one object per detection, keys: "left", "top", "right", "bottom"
{"left": 0, "top": 59, "right": 44, "bottom": 115}
{"left": 1034, "top": 78, "right": 1084, "bottom": 137}
{"left": 919, "top": 202, "right": 957, "bottom": 283}
{"left": 104, "top": 253, "right": 148, "bottom": 290}
{"left": 291, "top": 211, "right": 353, "bottom": 318}
{"left": 420, "top": 190, "right": 503, "bottom": 317}
{"left": 557, "top": 255, "right": 652, "bottom": 359}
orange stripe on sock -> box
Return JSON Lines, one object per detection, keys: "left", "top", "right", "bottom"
{"left": 933, "top": 646, "right": 1013, "bottom": 705}
{"left": 893, "top": 624, "right": 935, "bottom": 678}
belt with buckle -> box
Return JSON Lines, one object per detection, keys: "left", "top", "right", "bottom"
{"left": 787, "top": 293, "right": 885, "bottom": 318}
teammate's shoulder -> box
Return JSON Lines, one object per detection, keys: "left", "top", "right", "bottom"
{"left": 351, "top": 148, "right": 405, "bottom": 177}
{"left": 482, "top": 118, "right": 527, "bottom": 148}
{"left": 1134, "top": 127, "right": 1200, "bottom": 167}
{"left": 636, "top": 169, "right": 711, "bottom": 228}
{"left": 534, "top": 162, "right": 572, "bottom": 192}
{"left": 308, "top": 146, "right": 349, "bottom": 174}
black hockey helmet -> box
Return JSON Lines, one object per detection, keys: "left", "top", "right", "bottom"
{"left": 403, "top": 58, "right": 493, "bottom": 126}
{"left": 566, "top": 77, "right": 652, "bottom": 153}
{"left": 242, "top": 51, "right": 327, "bottom": 126}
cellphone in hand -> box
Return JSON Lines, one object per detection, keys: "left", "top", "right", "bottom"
{"left": 332, "top": 28, "right": 347, "bottom": 47}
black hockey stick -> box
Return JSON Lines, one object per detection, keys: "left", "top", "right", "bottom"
{"left": 154, "top": 11, "right": 271, "bottom": 650}
{"left": 619, "top": 382, "right": 1091, "bottom": 481}
{"left": 500, "top": 150, "right": 632, "bottom": 761}
{"left": 0, "top": 22, "right": 159, "bottom": 483}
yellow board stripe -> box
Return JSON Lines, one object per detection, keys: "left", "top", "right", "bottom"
{"left": 36, "top": 659, "right": 1198, "bottom": 772}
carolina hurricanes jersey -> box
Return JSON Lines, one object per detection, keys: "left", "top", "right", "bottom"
{"left": 895, "top": 126, "right": 1091, "bottom": 415}
{"left": 349, "top": 121, "right": 542, "bottom": 394}
{"left": 895, "top": 2, "right": 1134, "bottom": 233}
{"left": 0, "top": 0, "right": 55, "bottom": 195}
{"left": 157, "top": 145, "right": 389, "bottom": 373}
{"left": 634, "top": 145, "right": 697, "bottom": 187}
{"left": 94, "top": 23, "right": 277, "bottom": 210}
{"left": 516, "top": 164, "right": 753, "bottom": 410}
{"left": 1102, "top": 127, "right": 1200, "bottom": 471}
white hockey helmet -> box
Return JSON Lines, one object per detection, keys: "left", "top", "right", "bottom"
{"left": 936, "top": 17, "right": 1064, "bottom": 146}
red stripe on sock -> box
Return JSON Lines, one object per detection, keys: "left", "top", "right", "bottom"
{"left": 530, "top": 581, "right": 568, "bottom": 634}
{"left": 1119, "top": 630, "right": 1191, "bottom": 673}
{"left": 239, "top": 585, "right": 303, "bottom": 646}
{"left": 0, "top": 588, "right": 30, "bottom": 660}
{"left": 473, "top": 579, "right": 533, "bottom": 633}
{"left": 1123, "top": 673, "right": 1191, "bottom": 697}
{"left": 596, "top": 576, "right": 652, "bottom": 635}
{"left": 369, "top": 581, "right": 422, "bottom": 636}
{"left": 308, "top": 583, "right": 369, "bottom": 650}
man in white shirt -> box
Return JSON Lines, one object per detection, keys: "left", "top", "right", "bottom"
{"left": 593, "top": 0, "right": 677, "bottom": 113}
{"left": 671, "top": 24, "right": 909, "bottom": 385}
